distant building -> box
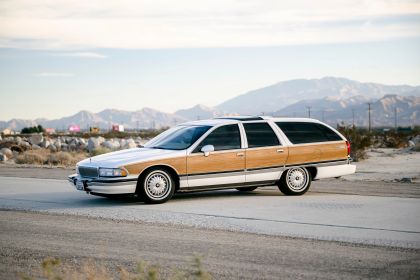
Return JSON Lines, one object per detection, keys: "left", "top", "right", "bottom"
{"left": 45, "top": 128, "right": 56, "bottom": 134}
{"left": 68, "top": 125, "right": 80, "bottom": 133}
{"left": 112, "top": 124, "right": 124, "bottom": 132}
{"left": 1, "top": 128, "right": 14, "bottom": 135}
{"left": 90, "top": 127, "right": 100, "bottom": 133}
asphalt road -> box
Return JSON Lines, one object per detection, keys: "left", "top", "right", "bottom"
{"left": 1, "top": 176, "right": 420, "bottom": 249}
{"left": 1, "top": 210, "right": 420, "bottom": 279}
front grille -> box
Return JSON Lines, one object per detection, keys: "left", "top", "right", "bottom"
{"left": 78, "top": 166, "right": 98, "bottom": 178}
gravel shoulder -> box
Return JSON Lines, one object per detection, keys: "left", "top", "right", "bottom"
{"left": 1, "top": 210, "right": 419, "bottom": 280}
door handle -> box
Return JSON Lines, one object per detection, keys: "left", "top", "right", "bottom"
{"left": 237, "top": 152, "right": 245, "bottom": 157}
{"left": 276, "top": 149, "right": 284, "bottom": 153}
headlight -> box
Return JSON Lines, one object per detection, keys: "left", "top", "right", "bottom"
{"left": 99, "top": 168, "right": 128, "bottom": 177}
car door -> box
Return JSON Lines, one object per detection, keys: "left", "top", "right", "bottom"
{"left": 243, "top": 122, "right": 288, "bottom": 183}
{"left": 186, "top": 124, "right": 245, "bottom": 188}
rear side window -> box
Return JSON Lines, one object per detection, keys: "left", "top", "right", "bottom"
{"left": 275, "top": 122, "right": 342, "bottom": 144}
{"left": 244, "top": 123, "right": 280, "bottom": 148}
{"left": 194, "top": 124, "right": 241, "bottom": 152}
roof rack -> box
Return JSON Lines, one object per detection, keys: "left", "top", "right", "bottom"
{"left": 215, "top": 116, "right": 264, "bottom": 121}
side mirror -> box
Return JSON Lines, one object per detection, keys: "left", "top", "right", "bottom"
{"left": 201, "top": 145, "right": 214, "bottom": 157}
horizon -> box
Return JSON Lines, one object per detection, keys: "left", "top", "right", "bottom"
{"left": 1, "top": 0, "right": 420, "bottom": 120}
{"left": 1, "top": 76, "right": 419, "bottom": 122}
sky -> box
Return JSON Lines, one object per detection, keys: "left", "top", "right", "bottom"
{"left": 0, "top": 0, "right": 420, "bottom": 120}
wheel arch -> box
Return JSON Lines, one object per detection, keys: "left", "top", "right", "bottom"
{"left": 136, "top": 164, "right": 180, "bottom": 193}
{"left": 306, "top": 166, "right": 317, "bottom": 180}
{"left": 281, "top": 166, "right": 317, "bottom": 180}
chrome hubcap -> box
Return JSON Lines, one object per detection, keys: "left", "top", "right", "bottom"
{"left": 145, "top": 171, "right": 171, "bottom": 199}
{"left": 287, "top": 168, "right": 308, "bottom": 191}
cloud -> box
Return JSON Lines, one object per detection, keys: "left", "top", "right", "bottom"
{"left": 35, "top": 72, "right": 74, "bottom": 77}
{"left": 51, "top": 52, "right": 107, "bottom": 58}
{"left": 0, "top": 0, "right": 419, "bottom": 50}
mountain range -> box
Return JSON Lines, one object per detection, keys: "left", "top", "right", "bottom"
{"left": 1, "top": 77, "right": 419, "bottom": 131}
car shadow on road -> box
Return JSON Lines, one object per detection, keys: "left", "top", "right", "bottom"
{"left": 54, "top": 187, "right": 285, "bottom": 206}
{"left": 172, "top": 188, "right": 282, "bottom": 201}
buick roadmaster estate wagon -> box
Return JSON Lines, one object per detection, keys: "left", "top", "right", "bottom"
{"left": 69, "top": 117, "right": 356, "bottom": 203}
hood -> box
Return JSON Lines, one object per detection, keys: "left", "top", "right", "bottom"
{"left": 78, "top": 147, "right": 185, "bottom": 168}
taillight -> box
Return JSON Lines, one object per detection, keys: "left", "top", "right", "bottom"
{"left": 346, "top": 141, "right": 351, "bottom": 156}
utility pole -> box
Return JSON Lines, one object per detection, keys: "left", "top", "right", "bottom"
{"left": 367, "top": 103, "right": 372, "bottom": 132}
{"left": 394, "top": 107, "right": 398, "bottom": 130}
{"left": 306, "top": 106, "right": 312, "bottom": 118}
{"left": 352, "top": 109, "right": 355, "bottom": 127}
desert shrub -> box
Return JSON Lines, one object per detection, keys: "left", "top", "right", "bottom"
{"left": 378, "top": 131, "right": 408, "bottom": 148}
{"left": 15, "top": 150, "right": 48, "bottom": 165}
{"left": 338, "top": 126, "right": 372, "bottom": 161}
{"left": 91, "top": 147, "right": 111, "bottom": 156}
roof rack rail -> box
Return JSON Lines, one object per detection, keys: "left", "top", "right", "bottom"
{"left": 215, "top": 116, "right": 264, "bottom": 121}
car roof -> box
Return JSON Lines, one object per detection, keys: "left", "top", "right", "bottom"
{"left": 181, "top": 116, "right": 322, "bottom": 126}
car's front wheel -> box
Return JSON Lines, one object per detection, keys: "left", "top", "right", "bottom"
{"left": 278, "top": 167, "right": 311, "bottom": 195}
{"left": 137, "top": 168, "right": 175, "bottom": 204}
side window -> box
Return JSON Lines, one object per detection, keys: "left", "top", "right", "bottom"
{"left": 194, "top": 124, "right": 241, "bottom": 152}
{"left": 275, "top": 122, "right": 342, "bottom": 144}
{"left": 243, "top": 122, "right": 280, "bottom": 148}
{"left": 316, "top": 124, "right": 342, "bottom": 141}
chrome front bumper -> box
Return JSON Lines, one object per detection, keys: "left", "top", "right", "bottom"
{"left": 68, "top": 174, "right": 137, "bottom": 194}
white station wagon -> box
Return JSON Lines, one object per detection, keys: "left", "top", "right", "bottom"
{"left": 69, "top": 117, "right": 356, "bottom": 203}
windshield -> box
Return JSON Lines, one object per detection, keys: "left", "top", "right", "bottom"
{"left": 144, "top": 125, "right": 211, "bottom": 150}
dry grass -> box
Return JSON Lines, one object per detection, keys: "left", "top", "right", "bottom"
{"left": 90, "top": 147, "right": 112, "bottom": 156}
{"left": 15, "top": 150, "right": 87, "bottom": 167}
{"left": 15, "top": 150, "right": 49, "bottom": 165}
{"left": 20, "top": 257, "right": 212, "bottom": 280}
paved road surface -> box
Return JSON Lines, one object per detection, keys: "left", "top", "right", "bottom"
{"left": 1, "top": 210, "right": 419, "bottom": 279}
{"left": 1, "top": 176, "right": 419, "bottom": 249}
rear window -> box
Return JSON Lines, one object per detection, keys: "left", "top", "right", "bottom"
{"left": 275, "top": 122, "right": 342, "bottom": 144}
{"left": 243, "top": 122, "right": 280, "bottom": 148}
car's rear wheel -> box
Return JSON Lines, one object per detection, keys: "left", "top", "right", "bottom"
{"left": 137, "top": 168, "right": 175, "bottom": 204}
{"left": 236, "top": 186, "right": 258, "bottom": 192}
{"left": 278, "top": 167, "right": 311, "bottom": 195}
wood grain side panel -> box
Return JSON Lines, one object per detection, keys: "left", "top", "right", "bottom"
{"left": 287, "top": 145, "right": 321, "bottom": 165}
{"left": 320, "top": 142, "right": 348, "bottom": 161}
{"left": 187, "top": 151, "right": 245, "bottom": 175}
{"left": 286, "top": 142, "right": 347, "bottom": 165}
{"left": 123, "top": 157, "right": 187, "bottom": 176}
{"left": 245, "top": 147, "right": 288, "bottom": 169}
